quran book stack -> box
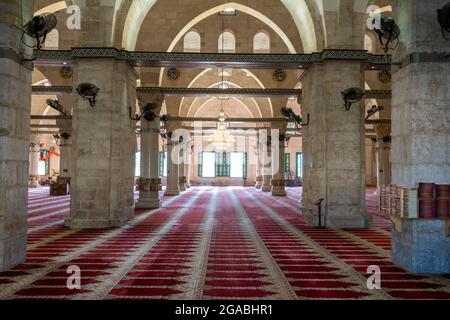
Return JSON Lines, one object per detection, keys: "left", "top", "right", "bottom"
{"left": 400, "top": 187, "right": 418, "bottom": 219}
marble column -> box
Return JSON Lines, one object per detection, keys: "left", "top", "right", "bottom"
{"left": 56, "top": 119, "right": 72, "bottom": 179}
{"left": 185, "top": 144, "right": 192, "bottom": 188}
{"left": 301, "top": 61, "right": 369, "bottom": 228}
{"left": 179, "top": 149, "right": 187, "bottom": 192}
{"left": 136, "top": 95, "right": 164, "bottom": 209}
{"left": 391, "top": 0, "right": 450, "bottom": 187}
{"left": 255, "top": 143, "right": 263, "bottom": 189}
{"left": 260, "top": 130, "right": 272, "bottom": 192}
{"left": 28, "top": 136, "right": 41, "bottom": 188}
{"left": 66, "top": 59, "right": 137, "bottom": 229}
{"left": 0, "top": 0, "right": 32, "bottom": 271}
{"left": 271, "top": 123, "right": 288, "bottom": 196}
{"left": 165, "top": 125, "right": 181, "bottom": 196}
{"left": 375, "top": 124, "right": 391, "bottom": 194}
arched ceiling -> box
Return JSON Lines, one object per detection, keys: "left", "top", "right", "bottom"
{"left": 122, "top": 0, "right": 316, "bottom": 53}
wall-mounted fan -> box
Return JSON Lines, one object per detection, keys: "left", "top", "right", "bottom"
{"left": 438, "top": 2, "right": 450, "bottom": 40}
{"left": 281, "top": 107, "right": 310, "bottom": 126}
{"left": 46, "top": 99, "right": 72, "bottom": 118}
{"left": 373, "top": 16, "right": 400, "bottom": 56}
{"left": 76, "top": 83, "right": 99, "bottom": 108}
{"left": 341, "top": 88, "right": 365, "bottom": 111}
{"left": 23, "top": 13, "right": 57, "bottom": 50}
{"left": 129, "top": 103, "right": 160, "bottom": 121}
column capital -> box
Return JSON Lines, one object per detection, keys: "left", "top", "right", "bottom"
{"left": 375, "top": 123, "right": 391, "bottom": 140}
{"left": 137, "top": 93, "right": 165, "bottom": 109}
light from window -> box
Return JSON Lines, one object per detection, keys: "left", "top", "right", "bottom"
{"left": 230, "top": 152, "right": 244, "bottom": 178}
{"left": 38, "top": 161, "right": 46, "bottom": 176}
{"left": 253, "top": 32, "right": 270, "bottom": 53}
{"left": 218, "top": 31, "right": 236, "bottom": 53}
{"left": 202, "top": 152, "right": 216, "bottom": 178}
{"left": 184, "top": 31, "right": 201, "bottom": 53}
{"left": 364, "top": 34, "right": 373, "bottom": 54}
{"left": 135, "top": 151, "right": 141, "bottom": 177}
{"left": 296, "top": 153, "right": 303, "bottom": 178}
{"left": 44, "top": 29, "right": 59, "bottom": 49}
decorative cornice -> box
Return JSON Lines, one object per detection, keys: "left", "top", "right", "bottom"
{"left": 33, "top": 48, "right": 390, "bottom": 70}
{"left": 137, "top": 87, "right": 301, "bottom": 97}
{"left": 32, "top": 86, "right": 73, "bottom": 95}
{"left": 394, "top": 52, "right": 450, "bottom": 71}
{"left": 0, "top": 47, "right": 33, "bottom": 70}
{"left": 365, "top": 90, "right": 392, "bottom": 100}
{"left": 32, "top": 85, "right": 390, "bottom": 100}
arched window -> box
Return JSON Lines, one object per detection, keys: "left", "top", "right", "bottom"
{"left": 218, "top": 31, "right": 235, "bottom": 53}
{"left": 44, "top": 29, "right": 59, "bottom": 49}
{"left": 364, "top": 34, "right": 373, "bottom": 54}
{"left": 183, "top": 30, "right": 201, "bottom": 52}
{"left": 253, "top": 32, "right": 270, "bottom": 53}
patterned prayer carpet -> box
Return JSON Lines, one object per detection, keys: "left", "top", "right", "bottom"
{"left": 0, "top": 186, "right": 449, "bottom": 300}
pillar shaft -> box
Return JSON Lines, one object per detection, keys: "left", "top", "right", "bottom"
{"left": 260, "top": 130, "right": 272, "bottom": 192}
{"left": 179, "top": 149, "right": 186, "bottom": 192}
{"left": 136, "top": 94, "right": 163, "bottom": 209}
{"left": 66, "top": 59, "right": 136, "bottom": 229}
{"left": 271, "top": 124, "right": 287, "bottom": 196}
{"left": 57, "top": 120, "right": 72, "bottom": 178}
{"left": 0, "top": 0, "right": 33, "bottom": 271}
{"left": 28, "top": 137, "right": 41, "bottom": 188}
{"left": 165, "top": 140, "right": 180, "bottom": 196}
{"left": 391, "top": 0, "right": 450, "bottom": 186}
{"left": 255, "top": 143, "right": 262, "bottom": 189}
{"left": 302, "top": 61, "right": 369, "bottom": 228}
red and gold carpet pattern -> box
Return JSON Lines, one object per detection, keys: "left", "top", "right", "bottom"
{"left": 0, "top": 187, "right": 449, "bottom": 299}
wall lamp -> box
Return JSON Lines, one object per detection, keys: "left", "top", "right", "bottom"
{"left": 366, "top": 105, "right": 384, "bottom": 120}
{"left": 281, "top": 107, "right": 310, "bottom": 127}
{"left": 45, "top": 99, "right": 72, "bottom": 118}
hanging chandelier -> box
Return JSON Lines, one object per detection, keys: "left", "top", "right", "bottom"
{"left": 208, "top": 108, "right": 235, "bottom": 151}
{"left": 207, "top": 11, "right": 235, "bottom": 152}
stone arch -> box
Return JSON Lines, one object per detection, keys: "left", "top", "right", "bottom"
{"left": 123, "top": 2, "right": 302, "bottom": 53}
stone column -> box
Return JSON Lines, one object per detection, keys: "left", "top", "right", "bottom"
{"left": 391, "top": 0, "right": 450, "bottom": 187}
{"left": 271, "top": 123, "right": 288, "bottom": 196}
{"left": 260, "top": 130, "right": 272, "bottom": 192}
{"left": 165, "top": 124, "right": 181, "bottom": 196}
{"left": 375, "top": 124, "right": 391, "bottom": 194}
{"left": 56, "top": 119, "right": 72, "bottom": 179}
{"left": 0, "top": 0, "right": 32, "bottom": 271}
{"left": 255, "top": 143, "right": 263, "bottom": 189}
{"left": 66, "top": 59, "right": 137, "bottom": 229}
{"left": 185, "top": 144, "right": 192, "bottom": 188}
{"left": 179, "top": 149, "right": 187, "bottom": 192}
{"left": 28, "top": 136, "right": 41, "bottom": 188}
{"left": 301, "top": 61, "right": 369, "bottom": 228}
{"left": 136, "top": 95, "right": 164, "bottom": 209}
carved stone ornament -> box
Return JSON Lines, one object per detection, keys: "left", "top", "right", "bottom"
{"left": 273, "top": 69, "right": 286, "bottom": 82}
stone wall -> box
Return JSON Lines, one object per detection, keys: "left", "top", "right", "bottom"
{"left": 0, "top": 0, "right": 33, "bottom": 271}
{"left": 67, "top": 59, "right": 137, "bottom": 228}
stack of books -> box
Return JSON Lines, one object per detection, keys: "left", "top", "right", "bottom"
{"left": 399, "top": 187, "right": 418, "bottom": 218}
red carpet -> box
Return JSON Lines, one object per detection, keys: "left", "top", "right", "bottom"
{"left": 0, "top": 186, "right": 448, "bottom": 300}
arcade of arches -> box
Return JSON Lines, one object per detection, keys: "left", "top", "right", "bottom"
{"left": 0, "top": 0, "right": 449, "bottom": 300}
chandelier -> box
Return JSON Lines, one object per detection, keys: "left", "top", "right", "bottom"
{"left": 207, "top": 9, "right": 236, "bottom": 152}
{"left": 208, "top": 108, "right": 235, "bottom": 151}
